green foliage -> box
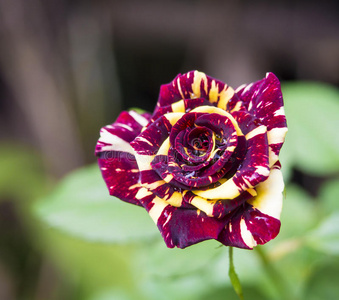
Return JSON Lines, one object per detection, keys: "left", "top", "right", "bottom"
{"left": 306, "top": 212, "right": 339, "bottom": 255}
{"left": 35, "top": 165, "right": 158, "bottom": 244}
{"left": 281, "top": 82, "right": 339, "bottom": 175}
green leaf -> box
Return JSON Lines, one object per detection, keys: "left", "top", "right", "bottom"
{"left": 302, "top": 260, "right": 339, "bottom": 300}
{"left": 281, "top": 82, "right": 339, "bottom": 175}
{"left": 277, "top": 185, "right": 318, "bottom": 240}
{"left": 318, "top": 178, "right": 339, "bottom": 215}
{"left": 35, "top": 164, "right": 159, "bottom": 243}
{"left": 305, "top": 212, "right": 339, "bottom": 255}
{"left": 134, "top": 239, "right": 228, "bottom": 300}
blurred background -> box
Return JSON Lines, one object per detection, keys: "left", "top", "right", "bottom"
{"left": 0, "top": 0, "right": 339, "bottom": 299}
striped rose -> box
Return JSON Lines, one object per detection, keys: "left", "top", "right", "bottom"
{"left": 95, "top": 71, "right": 287, "bottom": 249}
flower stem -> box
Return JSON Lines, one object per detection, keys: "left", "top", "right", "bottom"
{"left": 228, "top": 247, "right": 244, "bottom": 300}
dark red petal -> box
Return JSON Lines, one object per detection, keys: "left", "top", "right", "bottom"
{"left": 97, "top": 153, "right": 141, "bottom": 206}
{"left": 158, "top": 207, "right": 225, "bottom": 248}
{"left": 131, "top": 115, "right": 172, "bottom": 156}
{"left": 217, "top": 203, "right": 281, "bottom": 249}
{"left": 234, "top": 72, "right": 286, "bottom": 131}
{"left": 95, "top": 110, "right": 151, "bottom": 155}
{"left": 157, "top": 71, "right": 234, "bottom": 110}
{"left": 152, "top": 98, "right": 210, "bottom": 121}
{"left": 96, "top": 110, "right": 151, "bottom": 204}
{"left": 136, "top": 187, "right": 226, "bottom": 248}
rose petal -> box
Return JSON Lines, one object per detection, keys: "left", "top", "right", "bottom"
{"left": 95, "top": 110, "right": 152, "bottom": 204}
{"left": 136, "top": 188, "right": 226, "bottom": 248}
{"left": 156, "top": 71, "right": 234, "bottom": 112}
{"left": 193, "top": 125, "right": 269, "bottom": 200}
{"left": 247, "top": 168, "right": 284, "bottom": 220}
{"left": 97, "top": 154, "right": 141, "bottom": 206}
{"left": 183, "top": 189, "right": 255, "bottom": 218}
{"left": 151, "top": 98, "right": 210, "bottom": 121}
{"left": 234, "top": 73, "right": 288, "bottom": 166}
{"left": 95, "top": 110, "right": 151, "bottom": 155}
{"left": 217, "top": 168, "right": 284, "bottom": 248}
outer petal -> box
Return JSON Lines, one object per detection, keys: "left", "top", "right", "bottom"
{"left": 155, "top": 71, "right": 234, "bottom": 113}
{"left": 97, "top": 154, "right": 141, "bottom": 206}
{"left": 96, "top": 110, "right": 151, "bottom": 204}
{"left": 217, "top": 168, "right": 284, "bottom": 249}
{"left": 136, "top": 187, "right": 227, "bottom": 248}
{"left": 95, "top": 110, "right": 151, "bottom": 155}
{"left": 233, "top": 73, "right": 288, "bottom": 166}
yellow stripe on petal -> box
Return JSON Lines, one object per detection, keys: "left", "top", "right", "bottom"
{"left": 267, "top": 127, "right": 288, "bottom": 145}
{"left": 148, "top": 197, "right": 169, "bottom": 224}
{"left": 247, "top": 188, "right": 257, "bottom": 197}
{"left": 217, "top": 86, "right": 235, "bottom": 110}
{"left": 247, "top": 169, "right": 284, "bottom": 219}
{"left": 99, "top": 130, "right": 135, "bottom": 154}
{"left": 134, "top": 153, "right": 155, "bottom": 171}
{"left": 190, "top": 106, "right": 244, "bottom": 137}
{"left": 230, "top": 101, "right": 242, "bottom": 113}
{"left": 162, "top": 174, "right": 174, "bottom": 183}
{"left": 240, "top": 218, "right": 257, "bottom": 249}
{"left": 191, "top": 71, "right": 208, "bottom": 98}
{"left": 164, "top": 112, "right": 185, "bottom": 126}
{"left": 156, "top": 137, "right": 171, "bottom": 156}
{"left": 192, "top": 178, "right": 241, "bottom": 200}
{"left": 146, "top": 180, "right": 165, "bottom": 190}
{"left": 164, "top": 191, "right": 183, "bottom": 207}
{"left": 245, "top": 125, "right": 267, "bottom": 140}
{"left": 190, "top": 194, "right": 216, "bottom": 217}
{"left": 208, "top": 80, "right": 219, "bottom": 103}
{"left": 135, "top": 187, "right": 153, "bottom": 200}
{"left": 171, "top": 100, "right": 186, "bottom": 113}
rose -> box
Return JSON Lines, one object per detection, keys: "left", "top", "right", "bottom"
{"left": 95, "top": 71, "right": 287, "bottom": 249}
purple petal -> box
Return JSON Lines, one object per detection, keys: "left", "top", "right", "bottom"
{"left": 96, "top": 110, "right": 151, "bottom": 204}
{"left": 95, "top": 110, "right": 151, "bottom": 155}
{"left": 233, "top": 73, "right": 288, "bottom": 165}
{"left": 131, "top": 115, "right": 172, "bottom": 156}
{"left": 156, "top": 71, "right": 234, "bottom": 111}
{"left": 194, "top": 125, "right": 269, "bottom": 200}
{"left": 152, "top": 98, "right": 210, "bottom": 121}
{"left": 234, "top": 73, "right": 286, "bottom": 131}
{"left": 217, "top": 203, "right": 280, "bottom": 249}
{"left": 136, "top": 187, "right": 226, "bottom": 248}
{"left": 97, "top": 154, "right": 141, "bottom": 206}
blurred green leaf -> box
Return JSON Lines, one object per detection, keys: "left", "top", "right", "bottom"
{"left": 281, "top": 82, "right": 339, "bottom": 175}
{"left": 318, "top": 178, "right": 339, "bottom": 215}
{"left": 134, "top": 240, "right": 270, "bottom": 300}
{"left": 199, "top": 286, "right": 268, "bottom": 300}
{"left": 37, "top": 228, "right": 140, "bottom": 300}
{"left": 302, "top": 260, "right": 339, "bottom": 300}
{"left": 305, "top": 212, "right": 339, "bottom": 255}
{"left": 35, "top": 164, "right": 158, "bottom": 243}
{"left": 87, "top": 289, "right": 132, "bottom": 300}
{"left": 134, "top": 239, "right": 227, "bottom": 300}
{"left": 277, "top": 185, "right": 318, "bottom": 240}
